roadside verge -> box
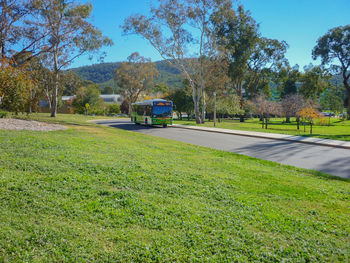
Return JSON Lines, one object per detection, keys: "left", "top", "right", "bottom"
{"left": 172, "top": 124, "right": 350, "bottom": 150}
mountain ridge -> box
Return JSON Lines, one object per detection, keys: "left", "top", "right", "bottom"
{"left": 69, "top": 60, "right": 183, "bottom": 91}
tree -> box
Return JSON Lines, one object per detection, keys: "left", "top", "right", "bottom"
{"left": 61, "top": 71, "right": 82, "bottom": 96}
{"left": 166, "top": 88, "right": 193, "bottom": 120}
{"left": 153, "top": 83, "right": 169, "bottom": 98}
{"left": 281, "top": 94, "right": 307, "bottom": 128}
{"left": 312, "top": 25, "right": 350, "bottom": 116}
{"left": 123, "top": 0, "right": 231, "bottom": 124}
{"left": 320, "top": 85, "right": 345, "bottom": 114}
{"left": 299, "top": 64, "right": 330, "bottom": 100}
{"left": 202, "top": 54, "right": 230, "bottom": 125}
{"left": 279, "top": 65, "right": 300, "bottom": 98}
{"left": 245, "top": 37, "right": 288, "bottom": 99}
{"left": 29, "top": 0, "right": 112, "bottom": 117}
{"left": 212, "top": 5, "right": 259, "bottom": 122}
{"left": 0, "top": 62, "right": 34, "bottom": 113}
{"left": 297, "top": 106, "right": 320, "bottom": 134}
{"left": 215, "top": 93, "right": 242, "bottom": 119}
{"left": 114, "top": 52, "right": 158, "bottom": 115}
{"left": 102, "top": 86, "right": 114, "bottom": 95}
{"left": 0, "top": 0, "right": 31, "bottom": 59}
{"left": 252, "top": 95, "right": 280, "bottom": 129}
{"left": 72, "top": 84, "right": 102, "bottom": 114}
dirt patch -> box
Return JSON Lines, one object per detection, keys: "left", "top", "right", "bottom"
{"left": 0, "top": 118, "right": 66, "bottom": 131}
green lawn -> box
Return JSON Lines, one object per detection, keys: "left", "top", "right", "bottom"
{"left": 175, "top": 117, "right": 350, "bottom": 141}
{"left": 0, "top": 114, "right": 349, "bottom": 262}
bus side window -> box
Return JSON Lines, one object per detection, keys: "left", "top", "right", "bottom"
{"left": 137, "top": 106, "right": 143, "bottom": 115}
{"left": 146, "top": 106, "right": 152, "bottom": 116}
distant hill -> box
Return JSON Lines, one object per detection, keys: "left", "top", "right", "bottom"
{"left": 70, "top": 61, "right": 348, "bottom": 96}
{"left": 69, "top": 60, "right": 183, "bottom": 92}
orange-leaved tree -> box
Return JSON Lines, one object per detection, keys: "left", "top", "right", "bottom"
{"left": 0, "top": 59, "right": 34, "bottom": 114}
{"left": 297, "top": 106, "right": 320, "bottom": 134}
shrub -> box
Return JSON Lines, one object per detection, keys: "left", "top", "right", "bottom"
{"left": 318, "top": 117, "right": 328, "bottom": 126}
{"left": 0, "top": 111, "right": 9, "bottom": 118}
{"left": 107, "top": 104, "right": 121, "bottom": 115}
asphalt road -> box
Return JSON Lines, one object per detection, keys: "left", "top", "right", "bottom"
{"left": 95, "top": 119, "right": 350, "bottom": 179}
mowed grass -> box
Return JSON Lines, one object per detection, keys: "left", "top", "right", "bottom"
{"left": 0, "top": 114, "right": 349, "bottom": 262}
{"left": 175, "top": 118, "right": 350, "bottom": 141}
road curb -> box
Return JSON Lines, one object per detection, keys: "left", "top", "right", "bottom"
{"left": 171, "top": 124, "right": 350, "bottom": 150}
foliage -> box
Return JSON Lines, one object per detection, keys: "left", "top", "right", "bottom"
{"left": 153, "top": 83, "right": 169, "bottom": 95}
{"left": 0, "top": 110, "right": 9, "bottom": 118}
{"left": 244, "top": 37, "right": 288, "bottom": 99}
{"left": 72, "top": 84, "right": 103, "bottom": 114}
{"left": 114, "top": 52, "right": 158, "bottom": 114}
{"left": 26, "top": 0, "right": 112, "bottom": 117}
{"left": 102, "top": 86, "right": 114, "bottom": 95}
{"left": 215, "top": 94, "right": 242, "bottom": 116}
{"left": 278, "top": 65, "right": 300, "bottom": 98}
{"left": 297, "top": 106, "right": 320, "bottom": 134}
{"left": 312, "top": 25, "right": 350, "bottom": 115}
{"left": 320, "top": 86, "right": 345, "bottom": 113}
{"left": 298, "top": 106, "right": 320, "bottom": 122}
{"left": 0, "top": 64, "right": 34, "bottom": 114}
{"left": 106, "top": 104, "right": 121, "bottom": 115}
{"left": 213, "top": 5, "right": 259, "bottom": 108}
{"left": 166, "top": 88, "right": 193, "bottom": 119}
{"left": 61, "top": 71, "right": 83, "bottom": 96}
{"left": 0, "top": 0, "right": 33, "bottom": 59}
{"left": 299, "top": 64, "right": 330, "bottom": 100}
{"left": 281, "top": 94, "right": 308, "bottom": 127}
{"left": 252, "top": 95, "right": 281, "bottom": 128}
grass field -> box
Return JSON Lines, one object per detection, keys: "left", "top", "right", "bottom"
{"left": 0, "top": 114, "right": 349, "bottom": 262}
{"left": 175, "top": 118, "right": 350, "bottom": 141}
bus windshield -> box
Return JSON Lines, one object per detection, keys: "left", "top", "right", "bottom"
{"left": 153, "top": 106, "right": 172, "bottom": 117}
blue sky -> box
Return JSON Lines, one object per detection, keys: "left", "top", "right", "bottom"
{"left": 70, "top": 0, "right": 350, "bottom": 70}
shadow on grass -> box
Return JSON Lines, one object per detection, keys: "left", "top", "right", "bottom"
{"left": 95, "top": 120, "right": 167, "bottom": 132}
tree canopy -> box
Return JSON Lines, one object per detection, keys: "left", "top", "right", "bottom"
{"left": 312, "top": 25, "right": 350, "bottom": 116}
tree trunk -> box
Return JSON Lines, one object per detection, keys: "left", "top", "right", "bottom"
{"left": 128, "top": 103, "right": 132, "bottom": 117}
{"left": 347, "top": 87, "right": 350, "bottom": 119}
{"left": 265, "top": 117, "right": 268, "bottom": 129}
{"left": 51, "top": 51, "right": 59, "bottom": 117}
{"left": 51, "top": 73, "right": 58, "bottom": 117}
{"left": 286, "top": 116, "right": 290, "bottom": 123}
{"left": 297, "top": 116, "right": 300, "bottom": 130}
{"left": 342, "top": 71, "right": 350, "bottom": 119}
{"left": 192, "top": 85, "right": 201, "bottom": 124}
{"left": 201, "top": 90, "right": 206, "bottom": 124}
{"left": 310, "top": 121, "right": 313, "bottom": 134}
{"left": 213, "top": 92, "right": 217, "bottom": 127}
{"left": 237, "top": 81, "right": 245, "bottom": 123}
{"left": 262, "top": 116, "right": 264, "bottom": 128}
{"left": 195, "top": 100, "right": 200, "bottom": 124}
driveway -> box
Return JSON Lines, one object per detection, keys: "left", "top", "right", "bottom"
{"left": 94, "top": 119, "right": 350, "bottom": 179}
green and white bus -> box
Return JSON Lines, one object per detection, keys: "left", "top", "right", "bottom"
{"left": 131, "top": 99, "right": 173, "bottom": 127}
